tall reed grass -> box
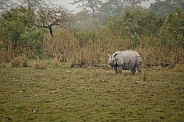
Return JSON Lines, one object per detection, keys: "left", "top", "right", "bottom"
{"left": 0, "top": 28, "right": 183, "bottom": 67}
{"left": 47, "top": 28, "right": 184, "bottom": 67}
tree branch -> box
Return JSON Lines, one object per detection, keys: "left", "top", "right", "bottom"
{"left": 35, "top": 23, "right": 49, "bottom": 28}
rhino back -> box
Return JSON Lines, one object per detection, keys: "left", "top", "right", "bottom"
{"left": 116, "top": 50, "right": 138, "bottom": 69}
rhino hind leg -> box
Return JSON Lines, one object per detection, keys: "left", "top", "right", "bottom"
{"left": 131, "top": 68, "right": 136, "bottom": 75}
{"left": 117, "top": 66, "right": 122, "bottom": 74}
{"left": 136, "top": 57, "right": 142, "bottom": 73}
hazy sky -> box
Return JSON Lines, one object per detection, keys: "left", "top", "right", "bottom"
{"left": 54, "top": 0, "right": 78, "bottom": 11}
{"left": 54, "top": 0, "right": 156, "bottom": 11}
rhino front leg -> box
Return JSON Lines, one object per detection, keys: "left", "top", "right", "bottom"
{"left": 131, "top": 68, "right": 136, "bottom": 75}
{"left": 117, "top": 66, "right": 122, "bottom": 74}
{"left": 114, "top": 66, "right": 118, "bottom": 74}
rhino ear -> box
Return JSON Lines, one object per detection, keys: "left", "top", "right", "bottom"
{"left": 114, "top": 53, "right": 117, "bottom": 57}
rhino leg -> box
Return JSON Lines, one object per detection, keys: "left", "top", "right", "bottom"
{"left": 114, "top": 66, "right": 118, "bottom": 74}
{"left": 136, "top": 56, "right": 142, "bottom": 73}
{"left": 117, "top": 66, "right": 122, "bottom": 74}
{"left": 131, "top": 67, "right": 136, "bottom": 75}
{"left": 113, "top": 65, "right": 122, "bottom": 74}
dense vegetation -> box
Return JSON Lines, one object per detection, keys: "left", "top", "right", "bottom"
{"left": 0, "top": 0, "right": 184, "bottom": 66}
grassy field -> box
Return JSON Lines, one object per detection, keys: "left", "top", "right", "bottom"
{"left": 0, "top": 62, "right": 184, "bottom": 122}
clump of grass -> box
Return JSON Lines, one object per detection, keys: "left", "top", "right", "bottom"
{"left": 172, "top": 64, "right": 184, "bottom": 72}
{"left": 31, "top": 61, "right": 47, "bottom": 70}
{"left": 0, "top": 62, "right": 12, "bottom": 68}
{"left": 53, "top": 57, "right": 61, "bottom": 67}
{"left": 141, "top": 70, "right": 147, "bottom": 81}
{"left": 0, "top": 62, "right": 6, "bottom": 68}
{"left": 11, "top": 54, "right": 29, "bottom": 67}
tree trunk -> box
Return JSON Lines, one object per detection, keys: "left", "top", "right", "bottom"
{"left": 48, "top": 25, "right": 54, "bottom": 56}
{"left": 92, "top": 9, "right": 95, "bottom": 17}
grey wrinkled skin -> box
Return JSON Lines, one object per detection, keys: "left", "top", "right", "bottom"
{"left": 108, "top": 50, "right": 142, "bottom": 74}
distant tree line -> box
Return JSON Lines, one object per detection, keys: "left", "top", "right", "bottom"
{"left": 72, "top": 0, "right": 184, "bottom": 48}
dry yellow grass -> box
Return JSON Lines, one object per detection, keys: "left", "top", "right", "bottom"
{"left": 0, "top": 29, "right": 183, "bottom": 68}
{"left": 47, "top": 29, "right": 184, "bottom": 67}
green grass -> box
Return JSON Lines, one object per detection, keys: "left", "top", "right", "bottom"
{"left": 0, "top": 62, "right": 184, "bottom": 122}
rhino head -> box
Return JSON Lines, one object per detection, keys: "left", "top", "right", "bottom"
{"left": 108, "top": 53, "right": 118, "bottom": 66}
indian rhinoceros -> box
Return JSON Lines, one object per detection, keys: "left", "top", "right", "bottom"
{"left": 108, "top": 50, "right": 142, "bottom": 74}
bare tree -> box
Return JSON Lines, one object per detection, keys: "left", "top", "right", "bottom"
{"left": 35, "top": 6, "right": 71, "bottom": 56}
